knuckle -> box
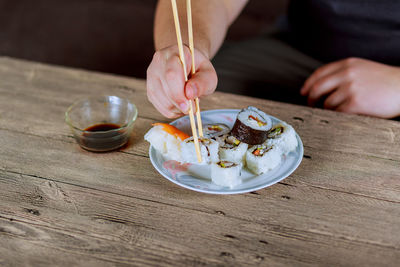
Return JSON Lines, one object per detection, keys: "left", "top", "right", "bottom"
{"left": 343, "top": 67, "right": 354, "bottom": 79}
{"left": 165, "top": 68, "right": 178, "bottom": 82}
{"left": 167, "top": 53, "right": 181, "bottom": 65}
{"left": 345, "top": 57, "right": 359, "bottom": 66}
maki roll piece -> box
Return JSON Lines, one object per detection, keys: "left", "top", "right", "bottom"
{"left": 211, "top": 161, "right": 242, "bottom": 188}
{"left": 246, "top": 144, "right": 282, "bottom": 175}
{"left": 231, "top": 106, "right": 272, "bottom": 145}
{"left": 203, "top": 123, "right": 230, "bottom": 138}
{"left": 181, "top": 137, "right": 220, "bottom": 165}
{"left": 218, "top": 135, "right": 248, "bottom": 164}
{"left": 266, "top": 122, "right": 298, "bottom": 155}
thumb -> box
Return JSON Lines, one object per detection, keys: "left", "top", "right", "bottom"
{"left": 185, "top": 61, "right": 218, "bottom": 99}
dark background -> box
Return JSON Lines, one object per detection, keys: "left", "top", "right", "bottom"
{"left": 0, "top": 0, "right": 288, "bottom": 78}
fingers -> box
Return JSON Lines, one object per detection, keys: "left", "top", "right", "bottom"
{"left": 164, "top": 54, "right": 190, "bottom": 112}
{"left": 301, "top": 57, "right": 362, "bottom": 96}
{"left": 146, "top": 46, "right": 190, "bottom": 118}
{"left": 323, "top": 83, "right": 351, "bottom": 109}
{"left": 147, "top": 76, "right": 182, "bottom": 118}
{"left": 301, "top": 60, "right": 346, "bottom": 96}
{"left": 146, "top": 45, "right": 218, "bottom": 118}
{"left": 185, "top": 60, "right": 218, "bottom": 99}
{"left": 162, "top": 46, "right": 217, "bottom": 102}
{"left": 301, "top": 57, "right": 400, "bottom": 118}
{"left": 306, "top": 69, "right": 351, "bottom": 106}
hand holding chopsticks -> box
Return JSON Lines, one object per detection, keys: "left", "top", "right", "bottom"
{"left": 170, "top": 0, "right": 203, "bottom": 162}
{"left": 147, "top": 0, "right": 218, "bottom": 120}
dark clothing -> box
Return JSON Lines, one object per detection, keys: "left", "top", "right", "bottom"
{"left": 288, "top": 0, "right": 400, "bottom": 65}
{"left": 213, "top": 34, "right": 322, "bottom": 105}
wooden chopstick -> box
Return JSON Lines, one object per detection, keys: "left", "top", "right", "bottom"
{"left": 186, "top": 0, "right": 204, "bottom": 137}
{"left": 195, "top": 98, "right": 203, "bottom": 137}
{"left": 170, "top": 0, "right": 202, "bottom": 163}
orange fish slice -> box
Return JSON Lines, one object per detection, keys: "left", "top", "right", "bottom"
{"left": 153, "top": 123, "right": 190, "bottom": 141}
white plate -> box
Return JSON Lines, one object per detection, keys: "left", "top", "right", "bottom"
{"left": 149, "top": 109, "right": 303, "bottom": 194}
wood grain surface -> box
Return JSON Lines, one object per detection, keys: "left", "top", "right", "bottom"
{"left": 0, "top": 57, "right": 399, "bottom": 266}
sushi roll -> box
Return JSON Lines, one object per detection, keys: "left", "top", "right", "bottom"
{"left": 266, "top": 122, "right": 298, "bottom": 155}
{"left": 246, "top": 144, "right": 282, "bottom": 175}
{"left": 231, "top": 106, "right": 272, "bottom": 145}
{"left": 218, "top": 134, "right": 248, "bottom": 164}
{"left": 211, "top": 161, "right": 242, "bottom": 188}
{"left": 203, "top": 123, "right": 230, "bottom": 138}
{"left": 181, "top": 137, "right": 219, "bottom": 164}
{"left": 144, "top": 123, "right": 190, "bottom": 161}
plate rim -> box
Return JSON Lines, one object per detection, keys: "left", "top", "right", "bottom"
{"left": 149, "top": 109, "right": 303, "bottom": 195}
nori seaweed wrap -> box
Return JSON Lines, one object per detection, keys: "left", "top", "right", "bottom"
{"left": 231, "top": 106, "right": 272, "bottom": 145}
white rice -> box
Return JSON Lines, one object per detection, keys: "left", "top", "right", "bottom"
{"left": 203, "top": 123, "right": 230, "bottom": 138}
{"left": 181, "top": 137, "right": 219, "bottom": 164}
{"left": 266, "top": 122, "right": 298, "bottom": 155}
{"left": 237, "top": 106, "right": 272, "bottom": 131}
{"left": 218, "top": 135, "right": 248, "bottom": 164}
{"left": 165, "top": 134, "right": 183, "bottom": 162}
{"left": 144, "top": 125, "right": 168, "bottom": 154}
{"left": 211, "top": 161, "right": 242, "bottom": 188}
{"left": 246, "top": 144, "right": 282, "bottom": 175}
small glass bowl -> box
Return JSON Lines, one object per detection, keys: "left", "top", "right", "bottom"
{"left": 65, "top": 95, "right": 138, "bottom": 152}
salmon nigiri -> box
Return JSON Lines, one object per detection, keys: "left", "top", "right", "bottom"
{"left": 144, "top": 123, "right": 190, "bottom": 162}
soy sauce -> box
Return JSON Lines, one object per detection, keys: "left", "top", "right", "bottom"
{"left": 85, "top": 123, "right": 121, "bottom": 132}
{"left": 80, "top": 123, "right": 128, "bottom": 152}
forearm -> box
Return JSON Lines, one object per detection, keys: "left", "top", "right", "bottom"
{"left": 154, "top": 0, "right": 247, "bottom": 58}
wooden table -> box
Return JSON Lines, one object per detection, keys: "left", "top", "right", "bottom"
{"left": 0, "top": 57, "right": 399, "bottom": 266}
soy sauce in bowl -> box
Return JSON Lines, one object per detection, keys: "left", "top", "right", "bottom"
{"left": 81, "top": 123, "right": 128, "bottom": 152}
{"left": 65, "top": 96, "right": 138, "bottom": 152}
{"left": 85, "top": 123, "right": 121, "bottom": 132}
